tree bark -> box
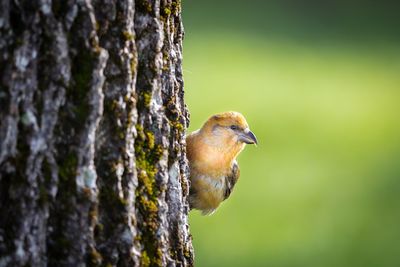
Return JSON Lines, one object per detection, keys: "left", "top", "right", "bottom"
{"left": 0, "top": 0, "right": 193, "bottom": 266}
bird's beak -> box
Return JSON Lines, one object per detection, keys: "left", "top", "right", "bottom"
{"left": 239, "top": 129, "right": 258, "bottom": 145}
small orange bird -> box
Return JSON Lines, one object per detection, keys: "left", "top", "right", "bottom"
{"left": 186, "top": 111, "right": 258, "bottom": 215}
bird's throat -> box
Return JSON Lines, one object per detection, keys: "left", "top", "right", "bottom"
{"left": 197, "top": 141, "right": 244, "bottom": 175}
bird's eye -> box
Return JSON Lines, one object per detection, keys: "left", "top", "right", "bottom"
{"left": 230, "top": 125, "right": 239, "bottom": 130}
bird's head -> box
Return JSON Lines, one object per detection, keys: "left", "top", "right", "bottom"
{"left": 201, "top": 111, "right": 258, "bottom": 147}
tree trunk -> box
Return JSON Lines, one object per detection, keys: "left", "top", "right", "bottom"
{"left": 0, "top": 0, "right": 193, "bottom": 266}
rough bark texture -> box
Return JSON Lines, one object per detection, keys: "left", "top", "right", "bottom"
{"left": 0, "top": 0, "right": 193, "bottom": 266}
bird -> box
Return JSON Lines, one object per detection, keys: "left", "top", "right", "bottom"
{"left": 186, "top": 111, "right": 258, "bottom": 215}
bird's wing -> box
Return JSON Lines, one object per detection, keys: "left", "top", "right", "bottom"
{"left": 223, "top": 161, "right": 240, "bottom": 200}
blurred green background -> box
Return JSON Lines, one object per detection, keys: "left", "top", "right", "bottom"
{"left": 181, "top": 0, "right": 400, "bottom": 266}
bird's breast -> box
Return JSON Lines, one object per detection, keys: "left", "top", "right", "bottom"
{"left": 189, "top": 173, "right": 226, "bottom": 214}
{"left": 198, "top": 175, "right": 225, "bottom": 191}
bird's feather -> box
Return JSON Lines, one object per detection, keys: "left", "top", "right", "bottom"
{"left": 223, "top": 161, "right": 240, "bottom": 200}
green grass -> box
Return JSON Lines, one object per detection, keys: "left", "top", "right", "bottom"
{"left": 184, "top": 34, "right": 400, "bottom": 267}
